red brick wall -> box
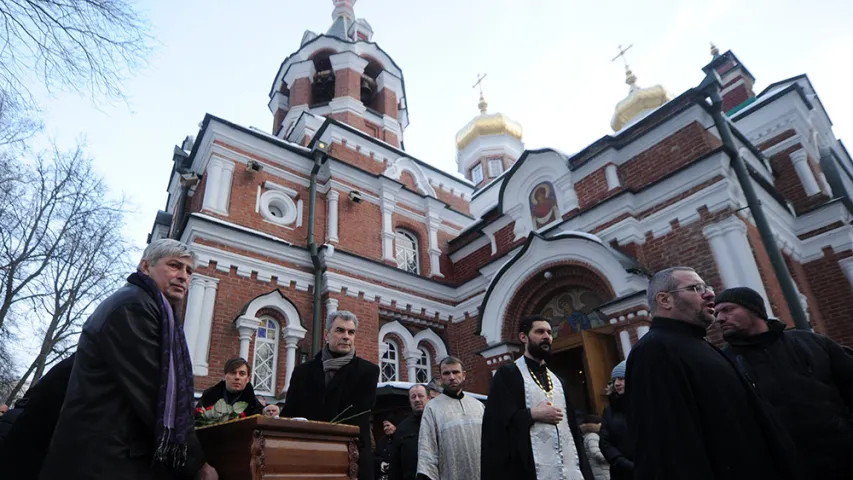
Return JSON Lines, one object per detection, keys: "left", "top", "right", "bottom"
{"left": 786, "top": 254, "right": 826, "bottom": 334}
{"left": 336, "top": 193, "right": 383, "bottom": 259}
{"left": 444, "top": 317, "right": 489, "bottom": 394}
{"left": 619, "top": 122, "right": 721, "bottom": 192}
{"left": 290, "top": 78, "right": 312, "bottom": 107}
{"left": 376, "top": 89, "right": 397, "bottom": 118}
{"left": 329, "top": 142, "right": 386, "bottom": 175}
{"left": 334, "top": 68, "right": 361, "bottom": 100}
{"left": 803, "top": 248, "right": 853, "bottom": 346}
{"left": 189, "top": 264, "right": 315, "bottom": 398}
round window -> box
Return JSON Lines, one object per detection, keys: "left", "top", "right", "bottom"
{"left": 260, "top": 190, "right": 298, "bottom": 225}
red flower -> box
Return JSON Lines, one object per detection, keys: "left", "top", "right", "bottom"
{"left": 206, "top": 405, "right": 214, "bottom": 411}
{"left": 239, "top": 412, "right": 246, "bottom": 418}
{"left": 195, "top": 407, "right": 204, "bottom": 416}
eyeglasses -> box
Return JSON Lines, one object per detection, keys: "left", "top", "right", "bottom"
{"left": 668, "top": 283, "right": 714, "bottom": 295}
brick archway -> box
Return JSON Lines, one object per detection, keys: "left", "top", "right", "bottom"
{"left": 477, "top": 232, "right": 649, "bottom": 345}
{"left": 501, "top": 262, "right": 616, "bottom": 341}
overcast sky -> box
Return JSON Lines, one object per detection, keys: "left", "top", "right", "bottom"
{"left": 32, "top": 0, "right": 853, "bottom": 253}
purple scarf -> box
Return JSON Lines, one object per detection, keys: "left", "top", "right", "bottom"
{"left": 132, "top": 271, "right": 195, "bottom": 468}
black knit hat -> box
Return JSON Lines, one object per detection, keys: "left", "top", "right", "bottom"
{"left": 714, "top": 287, "right": 768, "bottom": 320}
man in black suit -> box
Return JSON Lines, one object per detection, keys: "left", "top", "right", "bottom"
{"left": 281, "top": 310, "right": 380, "bottom": 480}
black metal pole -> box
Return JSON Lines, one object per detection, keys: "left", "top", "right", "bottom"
{"left": 699, "top": 73, "right": 811, "bottom": 331}
{"left": 308, "top": 148, "right": 326, "bottom": 355}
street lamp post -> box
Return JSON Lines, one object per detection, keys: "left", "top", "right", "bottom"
{"left": 698, "top": 72, "right": 811, "bottom": 331}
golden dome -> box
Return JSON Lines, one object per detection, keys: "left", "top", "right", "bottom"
{"left": 611, "top": 67, "right": 672, "bottom": 132}
{"left": 455, "top": 94, "right": 523, "bottom": 150}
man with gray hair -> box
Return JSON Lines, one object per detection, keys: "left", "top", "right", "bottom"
{"left": 281, "top": 310, "right": 379, "bottom": 480}
{"left": 626, "top": 266, "right": 804, "bottom": 480}
{"left": 41, "top": 239, "right": 218, "bottom": 479}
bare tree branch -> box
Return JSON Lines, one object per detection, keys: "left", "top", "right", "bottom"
{"left": 0, "top": 0, "right": 151, "bottom": 106}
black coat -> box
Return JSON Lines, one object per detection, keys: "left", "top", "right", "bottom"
{"left": 281, "top": 352, "right": 379, "bottom": 480}
{"left": 626, "top": 317, "right": 807, "bottom": 480}
{"left": 725, "top": 320, "right": 853, "bottom": 480}
{"left": 375, "top": 433, "right": 394, "bottom": 478}
{"left": 481, "top": 361, "right": 593, "bottom": 480}
{"left": 600, "top": 393, "right": 633, "bottom": 480}
{"left": 39, "top": 276, "right": 205, "bottom": 480}
{"left": 0, "top": 355, "right": 75, "bottom": 479}
{"left": 197, "top": 380, "right": 264, "bottom": 416}
{"left": 389, "top": 414, "right": 422, "bottom": 480}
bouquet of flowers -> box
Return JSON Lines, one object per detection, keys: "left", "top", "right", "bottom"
{"left": 194, "top": 399, "right": 249, "bottom": 427}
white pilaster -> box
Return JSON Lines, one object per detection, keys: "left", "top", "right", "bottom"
{"left": 282, "top": 324, "right": 308, "bottom": 393}
{"left": 702, "top": 216, "right": 774, "bottom": 316}
{"left": 380, "top": 181, "right": 401, "bottom": 262}
{"left": 605, "top": 164, "right": 621, "bottom": 190}
{"left": 193, "top": 276, "right": 219, "bottom": 375}
{"left": 405, "top": 351, "right": 420, "bottom": 383}
{"left": 325, "top": 297, "right": 339, "bottom": 315}
{"left": 791, "top": 150, "right": 821, "bottom": 197}
{"left": 839, "top": 257, "right": 853, "bottom": 292}
{"left": 235, "top": 316, "right": 262, "bottom": 362}
{"left": 426, "top": 200, "right": 444, "bottom": 277}
{"left": 637, "top": 325, "right": 650, "bottom": 339}
{"left": 376, "top": 71, "right": 403, "bottom": 99}
{"left": 202, "top": 159, "right": 222, "bottom": 213}
{"left": 218, "top": 160, "right": 235, "bottom": 215}
{"left": 183, "top": 276, "right": 206, "bottom": 369}
{"left": 619, "top": 330, "right": 631, "bottom": 359}
{"left": 328, "top": 190, "right": 340, "bottom": 243}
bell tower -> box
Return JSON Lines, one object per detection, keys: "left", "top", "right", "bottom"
{"left": 268, "top": 0, "right": 409, "bottom": 147}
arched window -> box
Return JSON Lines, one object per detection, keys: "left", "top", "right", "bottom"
{"left": 380, "top": 339, "right": 399, "bottom": 382}
{"left": 414, "top": 347, "right": 431, "bottom": 383}
{"left": 395, "top": 229, "right": 419, "bottom": 274}
{"left": 252, "top": 317, "right": 279, "bottom": 395}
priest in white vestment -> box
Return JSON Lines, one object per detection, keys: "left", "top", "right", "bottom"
{"left": 416, "top": 356, "right": 484, "bottom": 480}
{"left": 481, "top": 315, "right": 592, "bottom": 480}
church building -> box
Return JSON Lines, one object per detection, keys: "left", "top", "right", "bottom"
{"left": 149, "top": 0, "right": 853, "bottom": 414}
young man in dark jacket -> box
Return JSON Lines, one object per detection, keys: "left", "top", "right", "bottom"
{"left": 600, "top": 361, "right": 633, "bottom": 480}
{"left": 627, "top": 267, "right": 806, "bottom": 480}
{"left": 197, "top": 357, "right": 264, "bottom": 416}
{"left": 281, "top": 310, "right": 379, "bottom": 480}
{"left": 717, "top": 286, "right": 853, "bottom": 480}
{"left": 40, "top": 239, "right": 217, "bottom": 480}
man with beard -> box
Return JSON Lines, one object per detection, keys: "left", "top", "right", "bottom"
{"left": 388, "top": 384, "right": 431, "bottom": 480}
{"left": 627, "top": 267, "right": 805, "bottom": 479}
{"left": 281, "top": 311, "right": 379, "bottom": 480}
{"left": 481, "top": 315, "right": 592, "bottom": 480}
{"left": 716, "top": 287, "right": 853, "bottom": 480}
{"left": 416, "top": 357, "right": 484, "bottom": 480}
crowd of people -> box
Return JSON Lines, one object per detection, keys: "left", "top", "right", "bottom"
{"left": 0, "top": 239, "right": 851, "bottom": 480}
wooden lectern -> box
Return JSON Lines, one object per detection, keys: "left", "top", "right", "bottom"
{"left": 196, "top": 416, "right": 360, "bottom": 480}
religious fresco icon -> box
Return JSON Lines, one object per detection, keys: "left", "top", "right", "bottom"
{"left": 540, "top": 289, "right": 607, "bottom": 338}
{"left": 529, "top": 181, "right": 560, "bottom": 227}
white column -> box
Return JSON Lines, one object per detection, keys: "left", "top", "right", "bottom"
{"left": 703, "top": 216, "right": 774, "bottom": 316}
{"left": 605, "top": 163, "right": 621, "bottom": 190}
{"left": 839, "top": 257, "right": 853, "bottom": 292}
{"left": 282, "top": 324, "right": 307, "bottom": 393}
{"left": 235, "top": 316, "right": 261, "bottom": 361}
{"left": 791, "top": 150, "right": 821, "bottom": 196}
{"left": 405, "top": 351, "right": 420, "bottom": 383}
{"left": 381, "top": 198, "right": 396, "bottom": 262}
{"left": 426, "top": 210, "right": 443, "bottom": 277}
{"left": 637, "top": 325, "right": 650, "bottom": 339}
{"left": 619, "top": 330, "right": 631, "bottom": 359}
{"left": 193, "top": 276, "right": 219, "bottom": 375}
{"left": 203, "top": 158, "right": 223, "bottom": 212}
{"left": 218, "top": 160, "right": 235, "bottom": 214}
{"left": 183, "top": 276, "right": 206, "bottom": 365}
{"left": 327, "top": 190, "right": 340, "bottom": 242}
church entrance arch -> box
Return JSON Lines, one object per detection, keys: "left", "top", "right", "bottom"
{"left": 478, "top": 233, "right": 646, "bottom": 414}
